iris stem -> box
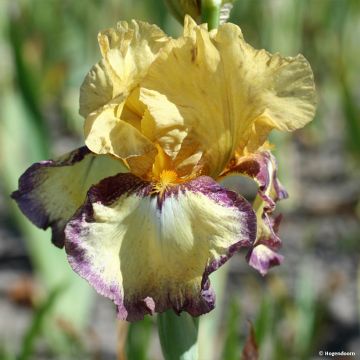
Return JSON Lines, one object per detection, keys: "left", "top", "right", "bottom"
{"left": 201, "top": 0, "right": 221, "bottom": 30}
{"left": 157, "top": 311, "right": 199, "bottom": 360}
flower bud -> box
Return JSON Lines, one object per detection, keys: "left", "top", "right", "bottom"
{"left": 165, "top": 0, "right": 235, "bottom": 26}
{"left": 164, "top": 0, "right": 201, "bottom": 23}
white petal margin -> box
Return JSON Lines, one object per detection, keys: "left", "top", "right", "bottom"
{"left": 65, "top": 175, "right": 256, "bottom": 321}
{"left": 12, "top": 147, "right": 127, "bottom": 248}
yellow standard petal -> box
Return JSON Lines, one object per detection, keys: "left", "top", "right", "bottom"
{"left": 79, "top": 59, "right": 114, "bottom": 118}
{"left": 80, "top": 20, "right": 169, "bottom": 174}
{"left": 98, "top": 20, "right": 168, "bottom": 96}
{"left": 84, "top": 106, "right": 157, "bottom": 177}
{"left": 140, "top": 16, "right": 316, "bottom": 178}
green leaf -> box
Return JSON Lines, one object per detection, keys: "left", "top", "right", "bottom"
{"left": 18, "top": 285, "right": 65, "bottom": 360}
{"left": 357, "top": 263, "right": 360, "bottom": 326}
{"left": 126, "top": 317, "right": 153, "bottom": 360}
{"left": 222, "top": 300, "right": 241, "bottom": 360}
{"left": 7, "top": 13, "right": 49, "bottom": 156}
{"left": 340, "top": 76, "right": 360, "bottom": 155}
{"left": 157, "top": 311, "right": 199, "bottom": 360}
{"left": 293, "top": 263, "right": 316, "bottom": 358}
{"left": 254, "top": 296, "right": 273, "bottom": 347}
{"left": 0, "top": 345, "right": 15, "bottom": 360}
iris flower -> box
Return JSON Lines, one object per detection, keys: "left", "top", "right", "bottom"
{"left": 12, "top": 17, "right": 316, "bottom": 321}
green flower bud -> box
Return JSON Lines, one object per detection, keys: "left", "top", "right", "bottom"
{"left": 164, "top": 0, "right": 201, "bottom": 24}
{"left": 164, "top": 0, "right": 235, "bottom": 27}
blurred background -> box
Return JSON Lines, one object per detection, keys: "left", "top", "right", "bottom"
{"left": 0, "top": 0, "right": 359, "bottom": 359}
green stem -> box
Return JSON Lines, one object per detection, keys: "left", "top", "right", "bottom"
{"left": 158, "top": 311, "right": 199, "bottom": 360}
{"left": 201, "top": 0, "right": 221, "bottom": 30}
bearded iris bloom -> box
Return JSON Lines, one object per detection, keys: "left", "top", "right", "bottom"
{"left": 12, "top": 16, "right": 316, "bottom": 321}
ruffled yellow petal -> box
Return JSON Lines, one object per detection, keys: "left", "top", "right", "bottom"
{"left": 79, "top": 60, "right": 114, "bottom": 118}
{"left": 84, "top": 106, "right": 157, "bottom": 176}
{"left": 98, "top": 20, "right": 168, "bottom": 96}
{"left": 140, "top": 89, "right": 188, "bottom": 159}
{"left": 80, "top": 20, "right": 169, "bottom": 165}
{"left": 140, "top": 16, "right": 316, "bottom": 178}
{"left": 140, "top": 34, "right": 231, "bottom": 177}
{"left": 212, "top": 22, "right": 316, "bottom": 132}
{"left": 120, "top": 87, "right": 145, "bottom": 130}
{"left": 80, "top": 20, "right": 168, "bottom": 117}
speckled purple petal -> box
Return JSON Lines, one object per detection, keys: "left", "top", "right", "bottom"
{"left": 222, "top": 150, "right": 288, "bottom": 274}
{"left": 247, "top": 244, "right": 284, "bottom": 276}
{"left": 223, "top": 151, "right": 288, "bottom": 208}
{"left": 11, "top": 147, "right": 127, "bottom": 248}
{"left": 65, "top": 174, "right": 256, "bottom": 321}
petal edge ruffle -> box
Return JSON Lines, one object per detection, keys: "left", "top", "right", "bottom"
{"left": 65, "top": 174, "right": 256, "bottom": 320}
{"left": 221, "top": 150, "right": 287, "bottom": 275}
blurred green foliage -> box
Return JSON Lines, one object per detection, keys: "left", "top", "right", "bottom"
{"left": 0, "top": 0, "right": 359, "bottom": 359}
{"left": 18, "top": 286, "right": 65, "bottom": 360}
